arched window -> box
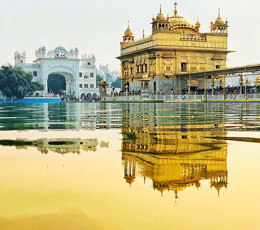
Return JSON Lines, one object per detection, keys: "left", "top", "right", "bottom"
{"left": 216, "top": 64, "right": 220, "bottom": 69}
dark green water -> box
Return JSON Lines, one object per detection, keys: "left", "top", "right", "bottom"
{"left": 0, "top": 102, "right": 259, "bottom": 131}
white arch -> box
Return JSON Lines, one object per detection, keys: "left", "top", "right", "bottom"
{"left": 45, "top": 66, "right": 77, "bottom": 96}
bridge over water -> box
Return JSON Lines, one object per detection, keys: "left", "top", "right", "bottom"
{"left": 102, "top": 64, "right": 260, "bottom": 103}
{"left": 176, "top": 64, "right": 260, "bottom": 78}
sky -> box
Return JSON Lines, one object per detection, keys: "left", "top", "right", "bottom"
{"left": 0, "top": 0, "right": 259, "bottom": 72}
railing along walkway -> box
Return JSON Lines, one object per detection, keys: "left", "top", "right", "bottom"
{"left": 101, "top": 93, "right": 260, "bottom": 102}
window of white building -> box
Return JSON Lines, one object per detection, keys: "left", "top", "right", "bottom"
{"left": 84, "top": 75, "right": 89, "bottom": 79}
{"left": 84, "top": 84, "right": 88, "bottom": 88}
{"left": 90, "top": 73, "right": 94, "bottom": 78}
{"left": 79, "top": 72, "right": 83, "bottom": 77}
{"left": 33, "top": 71, "right": 37, "bottom": 77}
{"left": 90, "top": 84, "right": 94, "bottom": 88}
{"left": 79, "top": 84, "right": 82, "bottom": 88}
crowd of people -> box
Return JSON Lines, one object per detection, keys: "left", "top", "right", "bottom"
{"left": 108, "top": 86, "right": 259, "bottom": 97}
{"left": 59, "top": 93, "right": 101, "bottom": 102}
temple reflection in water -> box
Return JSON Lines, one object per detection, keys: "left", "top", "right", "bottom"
{"left": 121, "top": 103, "right": 228, "bottom": 198}
{"left": 0, "top": 138, "right": 110, "bottom": 155}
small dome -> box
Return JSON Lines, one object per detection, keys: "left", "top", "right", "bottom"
{"left": 215, "top": 17, "right": 224, "bottom": 25}
{"left": 214, "top": 9, "right": 225, "bottom": 25}
{"left": 195, "top": 19, "right": 201, "bottom": 29}
{"left": 156, "top": 12, "right": 166, "bottom": 21}
{"left": 100, "top": 80, "right": 106, "bottom": 86}
{"left": 156, "top": 4, "right": 166, "bottom": 21}
{"left": 55, "top": 46, "right": 66, "bottom": 52}
{"left": 124, "top": 27, "right": 133, "bottom": 37}
{"left": 125, "top": 176, "right": 136, "bottom": 185}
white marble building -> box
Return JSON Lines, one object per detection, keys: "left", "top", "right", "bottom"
{"left": 14, "top": 46, "right": 99, "bottom": 98}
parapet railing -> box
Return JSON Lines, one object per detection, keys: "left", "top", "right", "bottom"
{"left": 180, "top": 35, "right": 207, "bottom": 42}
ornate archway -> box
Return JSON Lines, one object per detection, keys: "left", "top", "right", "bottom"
{"left": 45, "top": 66, "right": 77, "bottom": 96}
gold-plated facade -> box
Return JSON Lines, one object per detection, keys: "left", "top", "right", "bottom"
{"left": 117, "top": 3, "right": 232, "bottom": 94}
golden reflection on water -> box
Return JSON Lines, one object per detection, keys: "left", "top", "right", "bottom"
{"left": 121, "top": 124, "right": 228, "bottom": 197}
{"left": 0, "top": 128, "right": 259, "bottom": 230}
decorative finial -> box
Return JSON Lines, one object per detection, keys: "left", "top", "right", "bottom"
{"left": 218, "top": 8, "right": 221, "bottom": 18}
{"left": 174, "top": 1, "right": 178, "bottom": 16}
{"left": 128, "top": 20, "right": 130, "bottom": 29}
{"left": 225, "top": 18, "right": 228, "bottom": 24}
{"left": 160, "top": 4, "right": 162, "bottom": 14}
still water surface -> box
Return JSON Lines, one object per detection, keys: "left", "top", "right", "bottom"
{"left": 0, "top": 103, "right": 259, "bottom": 230}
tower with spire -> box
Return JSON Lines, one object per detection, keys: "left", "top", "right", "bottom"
{"left": 151, "top": 4, "right": 170, "bottom": 32}
{"left": 123, "top": 21, "right": 135, "bottom": 42}
{"left": 210, "top": 9, "right": 229, "bottom": 33}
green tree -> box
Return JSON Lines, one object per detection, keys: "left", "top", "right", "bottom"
{"left": 30, "top": 81, "right": 44, "bottom": 94}
{"left": 96, "top": 74, "right": 103, "bottom": 87}
{"left": 111, "top": 77, "right": 122, "bottom": 88}
{"left": 0, "top": 65, "right": 44, "bottom": 100}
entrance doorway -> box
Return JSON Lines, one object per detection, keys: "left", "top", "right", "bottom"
{"left": 47, "top": 74, "right": 66, "bottom": 94}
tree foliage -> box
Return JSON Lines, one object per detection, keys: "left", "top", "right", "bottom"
{"left": 0, "top": 65, "right": 44, "bottom": 100}
{"left": 111, "top": 77, "right": 122, "bottom": 88}
{"left": 96, "top": 74, "right": 103, "bottom": 87}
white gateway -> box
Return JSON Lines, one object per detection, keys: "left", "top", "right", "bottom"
{"left": 14, "top": 46, "right": 99, "bottom": 98}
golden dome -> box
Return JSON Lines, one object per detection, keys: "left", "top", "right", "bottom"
{"left": 123, "top": 21, "right": 134, "bottom": 42}
{"left": 169, "top": 3, "right": 193, "bottom": 28}
{"left": 215, "top": 17, "right": 224, "bottom": 25}
{"left": 195, "top": 20, "right": 201, "bottom": 27}
{"left": 125, "top": 176, "right": 136, "bottom": 185}
{"left": 214, "top": 9, "right": 225, "bottom": 25}
{"left": 156, "top": 13, "right": 166, "bottom": 21}
{"left": 254, "top": 75, "right": 260, "bottom": 86}
{"left": 156, "top": 4, "right": 166, "bottom": 21}
{"left": 195, "top": 19, "right": 201, "bottom": 31}
{"left": 124, "top": 27, "right": 133, "bottom": 37}
{"left": 170, "top": 16, "right": 191, "bottom": 27}
{"left": 100, "top": 80, "right": 106, "bottom": 86}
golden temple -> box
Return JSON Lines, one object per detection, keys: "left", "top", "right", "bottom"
{"left": 117, "top": 2, "right": 232, "bottom": 94}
